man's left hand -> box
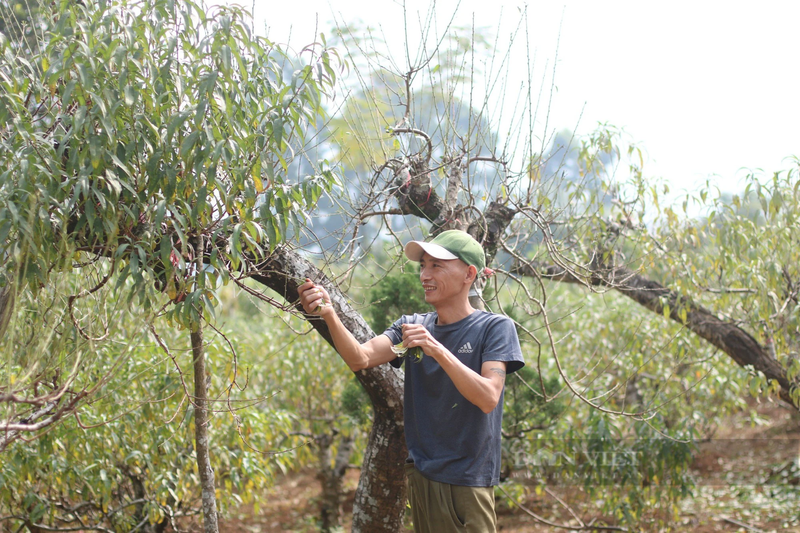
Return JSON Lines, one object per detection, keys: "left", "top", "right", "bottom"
{"left": 401, "top": 323, "right": 445, "bottom": 360}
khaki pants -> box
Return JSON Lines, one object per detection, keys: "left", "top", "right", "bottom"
{"left": 405, "top": 463, "right": 497, "bottom": 533}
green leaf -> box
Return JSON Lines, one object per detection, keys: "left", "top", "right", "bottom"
{"left": 180, "top": 131, "right": 200, "bottom": 158}
{"left": 167, "top": 111, "right": 190, "bottom": 143}
{"left": 273, "top": 118, "right": 284, "bottom": 148}
{"left": 123, "top": 85, "right": 137, "bottom": 106}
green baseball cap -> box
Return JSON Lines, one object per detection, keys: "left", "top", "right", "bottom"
{"left": 404, "top": 230, "right": 486, "bottom": 272}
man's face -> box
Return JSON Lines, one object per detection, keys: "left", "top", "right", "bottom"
{"left": 418, "top": 252, "right": 473, "bottom": 305}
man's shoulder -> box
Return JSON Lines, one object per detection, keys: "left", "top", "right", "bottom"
{"left": 471, "top": 311, "right": 520, "bottom": 344}
{"left": 388, "top": 312, "right": 437, "bottom": 332}
{"left": 472, "top": 310, "right": 514, "bottom": 327}
{"left": 400, "top": 312, "right": 436, "bottom": 323}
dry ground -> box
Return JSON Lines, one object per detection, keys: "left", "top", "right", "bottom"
{"left": 218, "top": 402, "right": 799, "bottom": 533}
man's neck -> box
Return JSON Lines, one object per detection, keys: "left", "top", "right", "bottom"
{"left": 434, "top": 300, "right": 476, "bottom": 325}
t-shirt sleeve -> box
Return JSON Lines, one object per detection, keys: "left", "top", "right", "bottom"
{"left": 482, "top": 316, "right": 525, "bottom": 374}
{"left": 383, "top": 316, "right": 405, "bottom": 368}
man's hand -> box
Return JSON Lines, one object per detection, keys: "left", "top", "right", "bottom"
{"left": 298, "top": 278, "right": 333, "bottom": 317}
{"left": 401, "top": 323, "right": 444, "bottom": 359}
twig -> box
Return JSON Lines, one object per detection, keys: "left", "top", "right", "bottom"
{"left": 497, "top": 484, "right": 627, "bottom": 531}
{"left": 391, "top": 127, "right": 433, "bottom": 164}
{"left": 66, "top": 258, "right": 116, "bottom": 341}
{"left": 148, "top": 323, "right": 196, "bottom": 407}
{"left": 718, "top": 516, "right": 763, "bottom": 533}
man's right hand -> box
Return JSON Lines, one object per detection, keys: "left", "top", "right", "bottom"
{"left": 298, "top": 278, "right": 333, "bottom": 317}
{"left": 297, "top": 278, "right": 398, "bottom": 371}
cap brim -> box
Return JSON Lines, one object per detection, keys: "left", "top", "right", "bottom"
{"left": 404, "top": 241, "right": 459, "bottom": 262}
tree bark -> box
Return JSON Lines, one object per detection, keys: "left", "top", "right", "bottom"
{"left": 518, "top": 259, "right": 799, "bottom": 409}
{"left": 191, "top": 324, "right": 219, "bottom": 533}
{"left": 316, "top": 431, "right": 354, "bottom": 532}
{"left": 251, "top": 247, "right": 407, "bottom": 533}
{"left": 394, "top": 159, "right": 516, "bottom": 266}
{"left": 123, "top": 465, "right": 170, "bottom": 533}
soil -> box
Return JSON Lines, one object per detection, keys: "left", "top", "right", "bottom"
{"left": 218, "top": 402, "right": 799, "bottom": 533}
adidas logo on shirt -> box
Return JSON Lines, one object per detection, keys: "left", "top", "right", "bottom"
{"left": 457, "top": 342, "right": 473, "bottom": 354}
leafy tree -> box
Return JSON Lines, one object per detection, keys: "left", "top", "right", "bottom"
{"left": 520, "top": 151, "right": 800, "bottom": 408}
{"left": 648, "top": 169, "right": 800, "bottom": 404}
{"left": 366, "top": 269, "right": 432, "bottom": 334}
{"left": 0, "top": 316, "right": 297, "bottom": 532}
{"left": 0, "top": 0, "right": 338, "bottom": 530}
{"left": 262, "top": 328, "right": 368, "bottom": 533}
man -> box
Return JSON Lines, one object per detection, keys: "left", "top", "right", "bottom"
{"left": 299, "top": 230, "right": 524, "bottom": 533}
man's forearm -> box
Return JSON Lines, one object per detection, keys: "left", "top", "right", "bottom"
{"left": 322, "top": 310, "right": 371, "bottom": 371}
{"left": 433, "top": 348, "right": 505, "bottom": 414}
{"left": 299, "top": 279, "right": 392, "bottom": 371}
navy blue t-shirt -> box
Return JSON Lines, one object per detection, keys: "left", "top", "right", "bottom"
{"left": 383, "top": 310, "right": 524, "bottom": 487}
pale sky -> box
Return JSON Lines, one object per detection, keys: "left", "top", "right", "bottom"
{"left": 243, "top": 0, "right": 800, "bottom": 194}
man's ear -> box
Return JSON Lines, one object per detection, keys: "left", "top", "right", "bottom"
{"left": 466, "top": 265, "right": 478, "bottom": 283}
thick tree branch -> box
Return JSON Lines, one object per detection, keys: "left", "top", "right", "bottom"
{"left": 432, "top": 154, "right": 465, "bottom": 232}
{"left": 393, "top": 157, "right": 443, "bottom": 223}
{"left": 515, "top": 259, "right": 799, "bottom": 409}
{"left": 390, "top": 158, "right": 517, "bottom": 264}
{"left": 249, "top": 246, "right": 407, "bottom": 533}
{"left": 474, "top": 201, "right": 517, "bottom": 266}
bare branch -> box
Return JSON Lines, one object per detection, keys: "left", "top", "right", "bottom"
{"left": 514, "top": 253, "right": 800, "bottom": 409}
{"left": 390, "top": 127, "right": 432, "bottom": 164}
{"left": 497, "top": 484, "right": 628, "bottom": 531}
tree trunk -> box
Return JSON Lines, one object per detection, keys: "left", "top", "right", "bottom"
{"left": 521, "top": 260, "right": 800, "bottom": 409}
{"left": 123, "top": 465, "right": 170, "bottom": 533}
{"left": 350, "top": 404, "right": 407, "bottom": 532}
{"left": 191, "top": 324, "right": 219, "bottom": 533}
{"left": 316, "top": 431, "right": 354, "bottom": 532}
{"left": 251, "top": 247, "right": 407, "bottom": 533}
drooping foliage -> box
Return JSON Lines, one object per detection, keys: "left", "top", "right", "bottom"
{"left": 0, "top": 0, "right": 339, "bottom": 320}
{"left": 1, "top": 0, "right": 341, "bottom": 529}
{"left": 0, "top": 0, "right": 339, "bottom": 439}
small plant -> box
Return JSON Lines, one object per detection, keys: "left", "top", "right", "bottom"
{"left": 390, "top": 342, "right": 424, "bottom": 362}
{"left": 367, "top": 270, "right": 431, "bottom": 334}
